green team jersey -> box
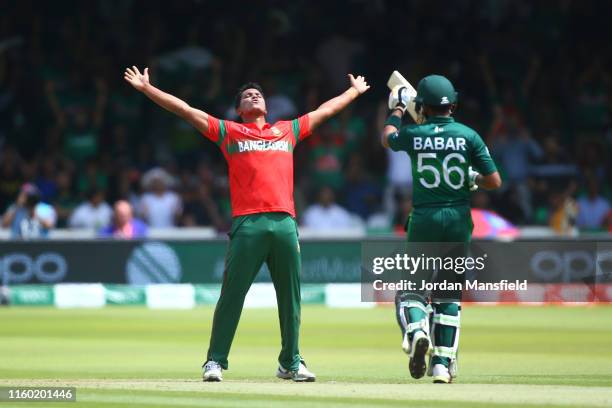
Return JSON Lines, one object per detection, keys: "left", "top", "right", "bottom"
{"left": 388, "top": 116, "right": 497, "bottom": 207}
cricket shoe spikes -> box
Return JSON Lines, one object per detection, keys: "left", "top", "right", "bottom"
{"left": 407, "top": 330, "right": 430, "bottom": 379}
{"left": 202, "top": 360, "right": 223, "bottom": 382}
{"left": 276, "top": 359, "right": 316, "bottom": 382}
{"left": 432, "top": 364, "right": 452, "bottom": 384}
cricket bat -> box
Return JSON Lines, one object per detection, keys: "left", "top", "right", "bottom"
{"left": 387, "top": 70, "right": 419, "bottom": 123}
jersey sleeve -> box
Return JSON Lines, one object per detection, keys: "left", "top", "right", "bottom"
{"left": 387, "top": 127, "right": 412, "bottom": 152}
{"left": 291, "top": 115, "right": 311, "bottom": 144}
{"left": 202, "top": 115, "right": 228, "bottom": 147}
{"left": 470, "top": 132, "right": 497, "bottom": 175}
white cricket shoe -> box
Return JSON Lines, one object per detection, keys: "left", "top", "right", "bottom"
{"left": 202, "top": 360, "right": 223, "bottom": 382}
{"left": 276, "top": 359, "right": 316, "bottom": 382}
{"left": 432, "top": 363, "right": 452, "bottom": 384}
{"left": 402, "top": 331, "right": 410, "bottom": 354}
{"left": 406, "top": 330, "right": 430, "bottom": 379}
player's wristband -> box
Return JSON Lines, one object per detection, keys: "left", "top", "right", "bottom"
{"left": 384, "top": 114, "right": 402, "bottom": 129}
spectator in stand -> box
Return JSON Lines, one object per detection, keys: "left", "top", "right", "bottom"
{"left": 302, "top": 186, "right": 353, "bottom": 230}
{"left": 45, "top": 71, "right": 108, "bottom": 165}
{"left": 0, "top": 147, "right": 23, "bottom": 212}
{"left": 180, "top": 183, "right": 225, "bottom": 230}
{"left": 391, "top": 195, "right": 413, "bottom": 236}
{"left": 35, "top": 157, "right": 59, "bottom": 203}
{"left": 548, "top": 189, "right": 578, "bottom": 237}
{"left": 69, "top": 188, "right": 113, "bottom": 230}
{"left": 328, "top": 107, "right": 367, "bottom": 154}
{"left": 576, "top": 178, "right": 611, "bottom": 230}
{"left": 316, "top": 33, "right": 364, "bottom": 94}
{"left": 490, "top": 114, "right": 543, "bottom": 222}
{"left": 54, "top": 170, "right": 80, "bottom": 228}
{"left": 139, "top": 167, "right": 182, "bottom": 228}
{"left": 376, "top": 101, "right": 412, "bottom": 216}
{"left": 2, "top": 183, "right": 56, "bottom": 239}
{"left": 66, "top": 111, "right": 100, "bottom": 164}
{"left": 77, "top": 158, "right": 109, "bottom": 195}
{"left": 308, "top": 123, "right": 348, "bottom": 191}
{"left": 578, "top": 141, "right": 608, "bottom": 187}
{"left": 575, "top": 59, "right": 610, "bottom": 135}
{"left": 99, "top": 200, "right": 148, "bottom": 239}
{"left": 342, "top": 153, "right": 381, "bottom": 220}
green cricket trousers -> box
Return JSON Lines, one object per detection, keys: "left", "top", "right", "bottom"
{"left": 206, "top": 212, "right": 301, "bottom": 371}
{"left": 407, "top": 205, "right": 473, "bottom": 243}
{"left": 396, "top": 205, "right": 473, "bottom": 368}
{"left": 398, "top": 205, "right": 473, "bottom": 301}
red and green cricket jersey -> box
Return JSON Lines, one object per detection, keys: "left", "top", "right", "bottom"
{"left": 203, "top": 115, "right": 311, "bottom": 217}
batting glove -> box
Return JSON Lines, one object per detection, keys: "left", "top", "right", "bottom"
{"left": 388, "top": 85, "right": 410, "bottom": 113}
{"left": 468, "top": 166, "right": 479, "bottom": 191}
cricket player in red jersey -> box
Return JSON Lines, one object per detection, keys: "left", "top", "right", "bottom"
{"left": 124, "top": 66, "right": 369, "bottom": 382}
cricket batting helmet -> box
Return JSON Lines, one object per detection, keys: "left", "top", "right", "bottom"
{"left": 414, "top": 75, "right": 458, "bottom": 107}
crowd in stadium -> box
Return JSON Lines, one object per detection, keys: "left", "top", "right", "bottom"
{"left": 0, "top": 0, "right": 610, "bottom": 237}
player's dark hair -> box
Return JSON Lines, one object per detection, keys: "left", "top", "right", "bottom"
{"left": 234, "top": 82, "right": 265, "bottom": 108}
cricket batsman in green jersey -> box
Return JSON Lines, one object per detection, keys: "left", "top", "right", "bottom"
{"left": 381, "top": 74, "right": 502, "bottom": 383}
{"left": 124, "top": 66, "right": 370, "bottom": 382}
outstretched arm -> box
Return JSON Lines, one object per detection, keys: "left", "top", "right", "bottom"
{"left": 124, "top": 66, "right": 209, "bottom": 134}
{"left": 308, "top": 74, "right": 369, "bottom": 131}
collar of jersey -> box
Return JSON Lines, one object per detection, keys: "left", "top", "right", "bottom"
{"left": 241, "top": 121, "right": 272, "bottom": 129}
{"left": 426, "top": 116, "right": 454, "bottom": 124}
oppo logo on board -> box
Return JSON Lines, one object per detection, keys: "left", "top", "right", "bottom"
{"left": 0, "top": 253, "right": 68, "bottom": 284}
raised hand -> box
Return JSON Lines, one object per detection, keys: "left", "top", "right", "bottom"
{"left": 124, "top": 66, "right": 150, "bottom": 92}
{"left": 348, "top": 74, "right": 370, "bottom": 95}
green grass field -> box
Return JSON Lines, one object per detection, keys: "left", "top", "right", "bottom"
{"left": 0, "top": 305, "right": 611, "bottom": 407}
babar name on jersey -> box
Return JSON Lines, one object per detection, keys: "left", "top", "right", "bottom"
{"left": 413, "top": 136, "right": 466, "bottom": 151}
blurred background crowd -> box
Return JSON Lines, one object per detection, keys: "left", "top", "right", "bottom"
{"left": 0, "top": 0, "right": 610, "bottom": 238}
